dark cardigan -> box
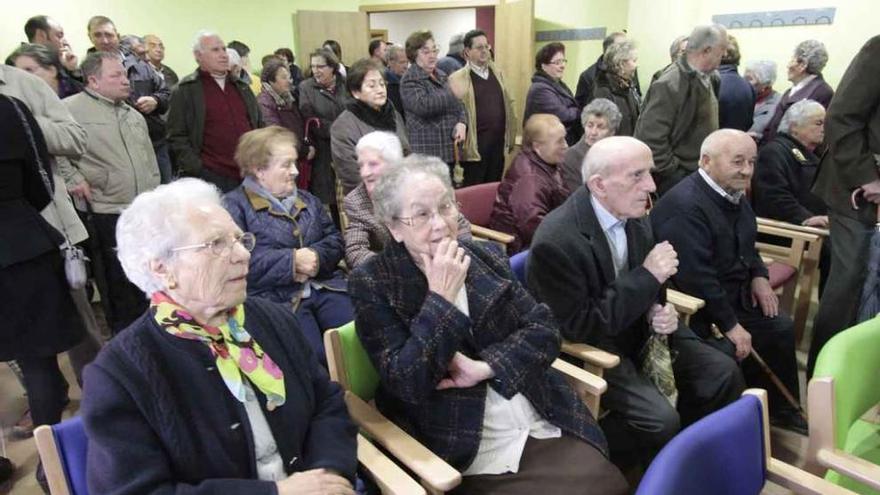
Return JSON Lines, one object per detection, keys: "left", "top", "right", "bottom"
{"left": 651, "top": 172, "right": 769, "bottom": 335}
{"left": 82, "top": 297, "right": 357, "bottom": 495}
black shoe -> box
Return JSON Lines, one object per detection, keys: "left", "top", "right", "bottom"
{"left": 0, "top": 456, "right": 14, "bottom": 484}
{"left": 770, "top": 409, "right": 809, "bottom": 435}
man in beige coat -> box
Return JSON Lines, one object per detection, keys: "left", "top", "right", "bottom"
{"left": 64, "top": 51, "right": 159, "bottom": 335}
{"left": 449, "top": 29, "right": 516, "bottom": 186}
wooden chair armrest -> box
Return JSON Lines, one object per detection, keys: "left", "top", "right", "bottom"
{"left": 817, "top": 449, "right": 880, "bottom": 491}
{"left": 33, "top": 425, "right": 72, "bottom": 495}
{"left": 357, "top": 434, "right": 426, "bottom": 495}
{"left": 470, "top": 225, "right": 515, "bottom": 244}
{"left": 344, "top": 392, "right": 462, "bottom": 492}
{"left": 666, "top": 289, "right": 704, "bottom": 316}
{"left": 767, "top": 458, "right": 858, "bottom": 495}
{"left": 757, "top": 217, "right": 830, "bottom": 238}
{"left": 561, "top": 341, "right": 620, "bottom": 369}
{"left": 551, "top": 358, "right": 607, "bottom": 395}
{"left": 757, "top": 223, "right": 822, "bottom": 243}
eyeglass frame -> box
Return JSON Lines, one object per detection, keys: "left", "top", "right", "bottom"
{"left": 547, "top": 58, "right": 568, "bottom": 66}
{"left": 393, "top": 200, "right": 459, "bottom": 228}
{"left": 171, "top": 232, "right": 256, "bottom": 256}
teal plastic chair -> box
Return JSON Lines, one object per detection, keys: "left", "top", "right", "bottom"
{"left": 807, "top": 316, "right": 880, "bottom": 493}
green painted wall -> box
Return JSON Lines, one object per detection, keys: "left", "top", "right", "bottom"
{"left": 628, "top": 0, "right": 877, "bottom": 92}
{"left": 1, "top": 0, "right": 361, "bottom": 78}
{"left": 534, "top": 0, "right": 630, "bottom": 90}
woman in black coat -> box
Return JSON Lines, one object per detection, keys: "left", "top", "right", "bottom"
{"left": 752, "top": 99, "right": 830, "bottom": 292}
{"left": 524, "top": 42, "right": 583, "bottom": 145}
{"left": 591, "top": 39, "right": 640, "bottom": 137}
{"left": 81, "top": 178, "right": 357, "bottom": 494}
{"left": 0, "top": 94, "right": 84, "bottom": 431}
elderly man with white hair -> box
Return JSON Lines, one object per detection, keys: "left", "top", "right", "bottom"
{"left": 167, "top": 30, "right": 262, "bottom": 192}
{"left": 81, "top": 178, "right": 358, "bottom": 494}
{"left": 342, "top": 131, "right": 470, "bottom": 267}
{"left": 744, "top": 60, "right": 781, "bottom": 139}
{"left": 635, "top": 24, "right": 728, "bottom": 195}
{"left": 651, "top": 129, "right": 805, "bottom": 435}
{"left": 529, "top": 136, "right": 743, "bottom": 468}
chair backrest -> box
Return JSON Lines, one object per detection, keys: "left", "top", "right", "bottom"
{"left": 509, "top": 250, "right": 529, "bottom": 285}
{"left": 814, "top": 316, "right": 880, "bottom": 450}
{"left": 34, "top": 416, "right": 89, "bottom": 495}
{"left": 455, "top": 182, "right": 500, "bottom": 226}
{"left": 325, "top": 321, "right": 380, "bottom": 402}
{"left": 636, "top": 395, "right": 767, "bottom": 495}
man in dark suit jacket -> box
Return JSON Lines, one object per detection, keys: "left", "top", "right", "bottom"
{"left": 808, "top": 36, "right": 880, "bottom": 377}
{"left": 651, "top": 129, "right": 805, "bottom": 434}
{"left": 528, "top": 136, "right": 743, "bottom": 467}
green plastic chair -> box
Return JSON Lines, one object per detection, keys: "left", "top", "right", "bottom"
{"left": 807, "top": 316, "right": 880, "bottom": 494}
{"left": 324, "top": 321, "right": 462, "bottom": 493}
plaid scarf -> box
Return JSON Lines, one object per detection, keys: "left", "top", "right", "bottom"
{"left": 151, "top": 293, "right": 286, "bottom": 410}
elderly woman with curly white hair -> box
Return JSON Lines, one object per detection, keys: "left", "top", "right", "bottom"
{"left": 80, "top": 178, "right": 357, "bottom": 495}
{"left": 762, "top": 39, "right": 834, "bottom": 143}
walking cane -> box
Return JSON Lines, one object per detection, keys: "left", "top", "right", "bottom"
{"left": 711, "top": 325, "right": 808, "bottom": 422}
{"left": 452, "top": 143, "right": 464, "bottom": 188}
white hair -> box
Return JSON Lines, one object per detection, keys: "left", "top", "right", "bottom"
{"left": 116, "top": 179, "right": 223, "bottom": 296}
{"left": 745, "top": 60, "right": 777, "bottom": 87}
{"left": 356, "top": 131, "right": 404, "bottom": 163}
{"left": 686, "top": 24, "right": 727, "bottom": 53}
{"left": 778, "top": 99, "right": 825, "bottom": 135}
{"left": 793, "top": 39, "right": 829, "bottom": 75}
{"left": 372, "top": 154, "right": 452, "bottom": 224}
{"left": 581, "top": 98, "right": 622, "bottom": 133}
{"left": 192, "top": 30, "right": 220, "bottom": 53}
{"left": 226, "top": 48, "right": 241, "bottom": 68}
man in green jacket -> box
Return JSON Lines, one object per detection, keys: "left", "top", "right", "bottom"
{"left": 64, "top": 51, "right": 160, "bottom": 334}
{"left": 166, "top": 30, "right": 262, "bottom": 192}
{"left": 635, "top": 24, "right": 727, "bottom": 196}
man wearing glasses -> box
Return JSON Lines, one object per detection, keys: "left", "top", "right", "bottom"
{"left": 448, "top": 29, "right": 516, "bottom": 186}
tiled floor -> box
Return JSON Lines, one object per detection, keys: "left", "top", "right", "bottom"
{"left": 0, "top": 304, "right": 821, "bottom": 495}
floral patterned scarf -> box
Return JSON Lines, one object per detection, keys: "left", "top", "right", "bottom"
{"left": 151, "top": 293, "right": 286, "bottom": 410}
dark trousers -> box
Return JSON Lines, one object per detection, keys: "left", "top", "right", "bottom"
{"left": 91, "top": 213, "right": 147, "bottom": 335}
{"left": 699, "top": 309, "right": 799, "bottom": 414}
{"left": 17, "top": 355, "right": 67, "bottom": 426}
{"left": 199, "top": 167, "right": 241, "bottom": 193}
{"left": 653, "top": 166, "right": 692, "bottom": 197}
{"left": 808, "top": 213, "right": 874, "bottom": 377}
{"left": 450, "top": 435, "right": 628, "bottom": 495}
{"left": 154, "top": 141, "right": 173, "bottom": 184}
{"left": 462, "top": 136, "right": 506, "bottom": 187}
{"left": 294, "top": 289, "right": 354, "bottom": 362}
{"left": 601, "top": 326, "right": 744, "bottom": 465}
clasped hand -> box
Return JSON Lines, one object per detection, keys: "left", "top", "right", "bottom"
{"left": 436, "top": 352, "right": 495, "bottom": 390}
{"left": 648, "top": 303, "right": 678, "bottom": 335}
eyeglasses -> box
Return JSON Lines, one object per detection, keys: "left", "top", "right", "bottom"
{"left": 394, "top": 201, "right": 458, "bottom": 228}
{"left": 310, "top": 64, "right": 328, "bottom": 70}
{"left": 171, "top": 232, "right": 256, "bottom": 256}
{"left": 419, "top": 47, "right": 440, "bottom": 56}
{"left": 548, "top": 58, "right": 567, "bottom": 66}
{"left": 472, "top": 44, "right": 492, "bottom": 52}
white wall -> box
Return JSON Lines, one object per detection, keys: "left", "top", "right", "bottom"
{"left": 370, "top": 8, "right": 476, "bottom": 54}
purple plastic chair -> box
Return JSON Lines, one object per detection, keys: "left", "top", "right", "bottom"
{"left": 509, "top": 250, "right": 529, "bottom": 285}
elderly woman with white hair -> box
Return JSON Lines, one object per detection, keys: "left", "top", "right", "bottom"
{"left": 745, "top": 60, "right": 781, "bottom": 139}
{"left": 561, "top": 98, "right": 622, "bottom": 193}
{"left": 591, "top": 40, "right": 640, "bottom": 137}
{"left": 343, "top": 131, "right": 469, "bottom": 268}
{"left": 753, "top": 99, "right": 830, "bottom": 291}
{"left": 81, "top": 178, "right": 358, "bottom": 494}
{"left": 762, "top": 40, "right": 834, "bottom": 143}
{"left": 348, "top": 155, "right": 628, "bottom": 494}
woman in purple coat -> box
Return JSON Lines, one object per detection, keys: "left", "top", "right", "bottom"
{"left": 257, "top": 60, "right": 315, "bottom": 163}
{"left": 223, "top": 126, "right": 352, "bottom": 358}
{"left": 523, "top": 43, "right": 582, "bottom": 145}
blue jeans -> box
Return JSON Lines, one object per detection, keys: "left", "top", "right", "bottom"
{"left": 154, "top": 141, "right": 172, "bottom": 184}
{"left": 294, "top": 289, "right": 354, "bottom": 363}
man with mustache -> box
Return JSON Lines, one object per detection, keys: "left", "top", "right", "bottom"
{"left": 529, "top": 136, "right": 743, "bottom": 469}
{"left": 651, "top": 129, "right": 805, "bottom": 435}
{"left": 62, "top": 51, "right": 160, "bottom": 334}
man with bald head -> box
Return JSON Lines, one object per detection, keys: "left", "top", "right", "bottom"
{"left": 529, "top": 136, "right": 743, "bottom": 467}
{"left": 651, "top": 129, "right": 805, "bottom": 434}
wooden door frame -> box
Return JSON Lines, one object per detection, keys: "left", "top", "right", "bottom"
{"left": 360, "top": 0, "right": 498, "bottom": 13}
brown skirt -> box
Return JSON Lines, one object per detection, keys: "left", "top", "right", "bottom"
{"left": 450, "top": 435, "right": 629, "bottom": 495}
